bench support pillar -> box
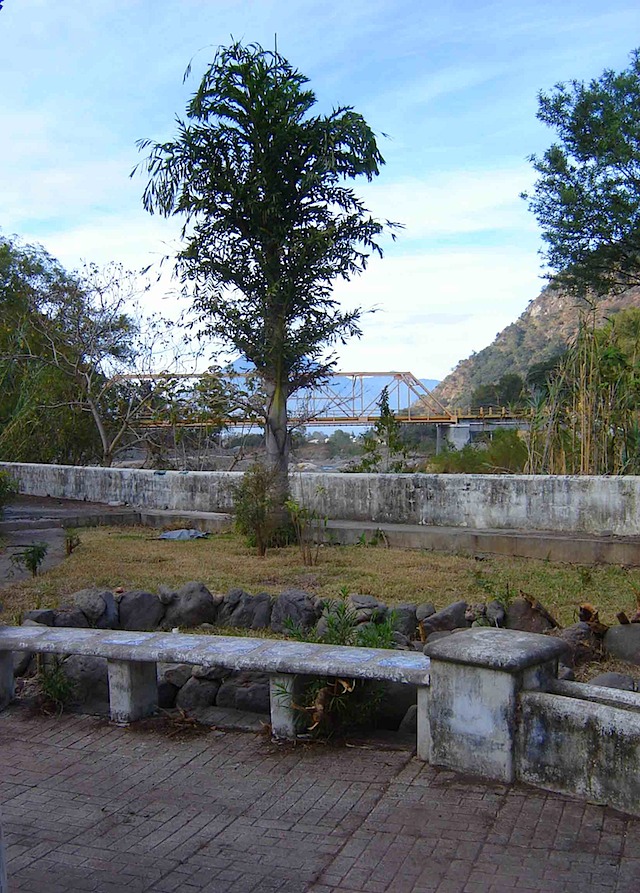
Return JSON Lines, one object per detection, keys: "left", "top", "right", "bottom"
{"left": 0, "top": 653, "right": 14, "bottom": 712}
{"left": 422, "top": 629, "right": 567, "bottom": 782}
{"left": 107, "top": 659, "right": 157, "bottom": 724}
{"left": 269, "top": 674, "right": 301, "bottom": 739}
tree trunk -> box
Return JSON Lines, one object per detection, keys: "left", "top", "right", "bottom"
{"left": 264, "top": 377, "right": 290, "bottom": 523}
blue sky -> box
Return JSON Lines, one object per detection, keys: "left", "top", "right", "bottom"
{"left": 2, "top": 0, "right": 640, "bottom": 378}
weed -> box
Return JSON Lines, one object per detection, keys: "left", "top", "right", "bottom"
{"left": 285, "top": 494, "right": 327, "bottom": 566}
{"left": 36, "top": 656, "right": 75, "bottom": 715}
{"left": 11, "top": 542, "right": 48, "bottom": 577}
{"left": 65, "top": 529, "right": 81, "bottom": 556}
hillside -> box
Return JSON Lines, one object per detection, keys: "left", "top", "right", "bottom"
{"left": 434, "top": 283, "right": 640, "bottom": 408}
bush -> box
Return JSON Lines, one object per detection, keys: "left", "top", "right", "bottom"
{"left": 283, "top": 597, "right": 396, "bottom": 736}
{"left": 0, "top": 470, "right": 17, "bottom": 515}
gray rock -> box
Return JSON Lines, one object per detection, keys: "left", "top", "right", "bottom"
{"left": 391, "top": 604, "right": 418, "bottom": 639}
{"left": 53, "top": 606, "right": 90, "bottom": 628}
{"left": 158, "top": 680, "right": 179, "bottom": 709}
{"left": 72, "top": 588, "right": 118, "bottom": 629}
{"left": 13, "top": 650, "right": 34, "bottom": 677}
{"left": 557, "top": 664, "right": 575, "bottom": 681}
{"left": 161, "top": 663, "right": 193, "bottom": 688}
{"left": 192, "top": 665, "right": 229, "bottom": 682}
{"left": 391, "top": 631, "right": 411, "bottom": 648}
{"left": 377, "top": 681, "right": 417, "bottom": 729}
{"left": 589, "top": 671, "right": 635, "bottom": 691}
{"left": 557, "top": 622, "right": 602, "bottom": 667}
{"left": 486, "top": 600, "right": 506, "bottom": 627}
{"left": 118, "top": 590, "right": 165, "bottom": 631}
{"left": 398, "top": 704, "right": 418, "bottom": 734}
{"left": 22, "top": 609, "right": 55, "bottom": 626}
{"left": 419, "top": 600, "right": 469, "bottom": 637}
{"left": 176, "top": 677, "right": 221, "bottom": 712}
{"left": 604, "top": 624, "right": 640, "bottom": 665}
{"left": 216, "top": 671, "right": 270, "bottom": 714}
{"left": 416, "top": 603, "right": 436, "bottom": 622}
{"left": 271, "top": 589, "right": 321, "bottom": 633}
{"left": 62, "top": 654, "right": 109, "bottom": 714}
{"left": 218, "top": 589, "right": 272, "bottom": 629}
{"left": 157, "top": 586, "right": 176, "bottom": 606}
{"left": 347, "top": 594, "right": 387, "bottom": 622}
{"left": 505, "top": 596, "right": 557, "bottom": 634}
{"left": 425, "top": 630, "right": 453, "bottom": 645}
{"left": 162, "top": 581, "right": 219, "bottom": 629}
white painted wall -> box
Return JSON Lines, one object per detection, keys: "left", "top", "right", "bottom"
{"left": 3, "top": 462, "right": 640, "bottom": 535}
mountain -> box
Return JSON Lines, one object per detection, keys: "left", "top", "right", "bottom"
{"left": 434, "top": 283, "right": 640, "bottom": 409}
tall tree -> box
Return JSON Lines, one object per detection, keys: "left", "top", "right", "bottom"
{"left": 136, "top": 41, "right": 394, "bottom": 510}
{"left": 524, "top": 49, "right": 640, "bottom": 296}
{"left": 0, "top": 237, "right": 180, "bottom": 466}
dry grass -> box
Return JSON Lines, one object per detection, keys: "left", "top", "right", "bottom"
{"left": 2, "top": 525, "right": 640, "bottom": 628}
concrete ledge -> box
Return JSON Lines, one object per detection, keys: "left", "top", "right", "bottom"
{"left": 425, "top": 628, "right": 569, "bottom": 672}
{"left": 325, "top": 521, "right": 640, "bottom": 566}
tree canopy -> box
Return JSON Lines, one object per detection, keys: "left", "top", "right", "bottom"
{"left": 0, "top": 235, "right": 179, "bottom": 466}
{"left": 136, "top": 41, "right": 395, "bottom": 504}
{"left": 524, "top": 49, "right": 640, "bottom": 296}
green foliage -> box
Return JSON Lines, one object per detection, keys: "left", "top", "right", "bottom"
{"left": 137, "top": 40, "right": 396, "bottom": 500}
{"left": 11, "top": 541, "right": 48, "bottom": 577}
{"left": 350, "top": 387, "right": 409, "bottom": 473}
{"left": 36, "top": 656, "right": 75, "bottom": 715}
{"left": 526, "top": 309, "right": 640, "bottom": 474}
{"left": 285, "top": 493, "right": 326, "bottom": 567}
{"left": 232, "top": 462, "right": 280, "bottom": 556}
{"left": 524, "top": 49, "right": 640, "bottom": 295}
{"left": 429, "top": 429, "right": 528, "bottom": 474}
{"left": 0, "top": 470, "right": 17, "bottom": 515}
{"left": 471, "top": 374, "right": 525, "bottom": 411}
{"left": 282, "top": 597, "right": 394, "bottom": 736}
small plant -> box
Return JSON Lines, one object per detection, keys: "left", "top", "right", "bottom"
{"left": 231, "top": 462, "right": 279, "bottom": 556}
{"left": 36, "top": 656, "right": 75, "bottom": 715}
{"left": 282, "top": 594, "right": 396, "bottom": 736}
{"left": 285, "top": 496, "right": 326, "bottom": 566}
{"left": 11, "top": 541, "right": 49, "bottom": 577}
{"left": 65, "top": 529, "right": 81, "bottom": 556}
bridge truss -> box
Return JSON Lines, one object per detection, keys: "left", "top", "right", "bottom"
{"left": 121, "top": 371, "right": 520, "bottom": 429}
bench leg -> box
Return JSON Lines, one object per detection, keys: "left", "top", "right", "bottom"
{"left": 416, "top": 685, "right": 431, "bottom": 761}
{"left": 107, "top": 659, "right": 157, "bottom": 724}
{"left": 0, "top": 653, "right": 14, "bottom": 711}
{"left": 270, "top": 674, "right": 300, "bottom": 739}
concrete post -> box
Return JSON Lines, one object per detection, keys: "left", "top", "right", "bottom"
{"left": 422, "top": 629, "right": 567, "bottom": 782}
{"left": 0, "top": 653, "right": 14, "bottom": 712}
{"left": 0, "top": 806, "right": 7, "bottom": 893}
{"left": 269, "top": 674, "right": 301, "bottom": 739}
{"left": 107, "top": 659, "right": 157, "bottom": 724}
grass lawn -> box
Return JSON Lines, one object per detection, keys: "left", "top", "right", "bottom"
{"left": 1, "top": 525, "right": 639, "bottom": 629}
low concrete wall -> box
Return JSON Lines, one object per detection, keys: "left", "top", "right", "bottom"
{"left": 425, "top": 630, "right": 640, "bottom": 817}
{"left": 518, "top": 691, "right": 640, "bottom": 816}
{"left": 3, "top": 462, "right": 640, "bottom": 535}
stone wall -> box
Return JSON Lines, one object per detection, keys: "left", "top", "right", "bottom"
{"left": 4, "top": 462, "right": 640, "bottom": 535}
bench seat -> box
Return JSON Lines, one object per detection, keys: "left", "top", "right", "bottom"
{"left": 0, "top": 626, "right": 430, "bottom": 742}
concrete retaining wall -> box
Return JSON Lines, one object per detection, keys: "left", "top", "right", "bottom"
{"left": 517, "top": 691, "right": 640, "bottom": 816}
{"left": 3, "top": 462, "right": 640, "bottom": 535}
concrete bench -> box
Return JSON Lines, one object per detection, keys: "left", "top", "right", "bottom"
{"left": 0, "top": 625, "right": 431, "bottom": 744}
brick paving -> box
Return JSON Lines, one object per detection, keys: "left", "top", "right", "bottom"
{"left": 1, "top": 706, "right": 639, "bottom": 893}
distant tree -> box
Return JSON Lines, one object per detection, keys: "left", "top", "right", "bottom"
{"left": 471, "top": 374, "right": 525, "bottom": 410}
{"left": 350, "top": 387, "right": 408, "bottom": 472}
{"left": 524, "top": 49, "right": 640, "bottom": 295}
{"left": 0, "top": 237, "right": 180, "bottom": 466}
{"left": 136, "top": 41, "right": 395, "bottom": 516}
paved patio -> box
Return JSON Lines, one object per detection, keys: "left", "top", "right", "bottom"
{"left": 1, "top": 706, "right": 639, "bottom": 893}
